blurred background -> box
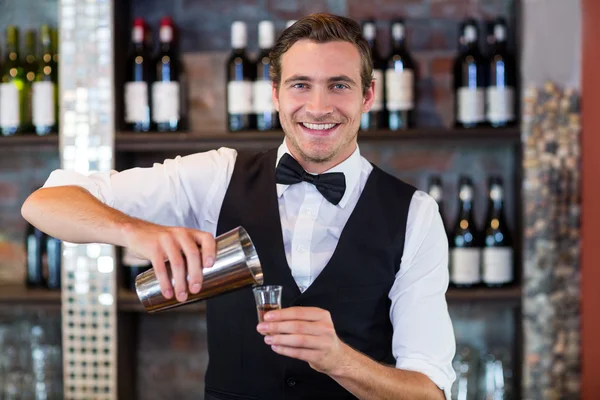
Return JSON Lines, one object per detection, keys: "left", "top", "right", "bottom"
{"left": 0, "top": 0, "right": 596, "bottom": 399}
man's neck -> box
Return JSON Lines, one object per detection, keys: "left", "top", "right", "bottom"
{"left": 285, "top": 138, "right": 357, "bottom": 174}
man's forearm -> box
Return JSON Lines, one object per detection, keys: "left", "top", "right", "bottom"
{"left": 329, "top": 343, "right": 445, "bottom": 400}
{"left": 21, "top": 185, "right": 137, "bottom": 246}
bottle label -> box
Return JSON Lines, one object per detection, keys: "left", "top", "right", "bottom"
{"left": 122, "top": 248, "right": 151, "bottom": 267}
{"left": 486, "top": 87, "right": 515, "bottom": 123}
{"left": 125, "top": 81, "right": 149, "bottom": 123}
{"left": 451, "top": 248, "right": 481, "bottom": 284}
{"left": 490, "top": 184, "right": 503, "bottom": 201}
{"left": 252, "top": 80, "right": 275, "bottom": 113}
{"left": 0, "top": 83, "right": 20, "bottom": 127}
{"left": 32, "top": 81, "right": 56, "bottom": 127}
{"left": 160, "top": 26, "right": 173, "bottom": 43}
{"left": 228, "top": 81, "right": 253, "bottom": 114}
{"left": 152, "top": 81, "right": 180, "bottom": 123}
{"left": 457, "top": 87, "right": 485, "bottom": 124}
{"left": 482, "top": 247, "right": 513, "bottom": 284}
{"left": 132, "top": 26, "right": 144, "bottom": 43}
{"left": 371, "top": 69, "right": 384, "bottom": 111}
{"left": 385, "top": 69, "right": 414, "bottom": 111}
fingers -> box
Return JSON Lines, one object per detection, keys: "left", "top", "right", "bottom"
{"left": 160, "top": 233, "right": 188, "bottom": 302}
{"left": 258, "top": 320, "right": 331, "bottom": 336}
{"left": 176, "top": 230, "right": 202, "bottom": 294}
{"left": 191, "top": 230, "right": 217, "bottom": 269}
{"left": 264, "top": 333, "right": 329, "bottom": 351}
{"left": 263, "top": 307, "right": 330, "bottom": 322}
{"left": 151, "top": 250, "right": 173, "bottom": 299}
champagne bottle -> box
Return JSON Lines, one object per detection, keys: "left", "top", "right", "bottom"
{"left": 482, "top": 176, "right": 514, "bottom": 287}
{"left": 253, "top": 21, "right": 278, "bottom": 131}
{"left": 125, "top": 18, "right": 154, "bottom": 132}
{"left": 361, "top": 20, "right": 386, "bottom": 130}
{"left": 450, "top": 176, "right": 483, "bottom": 287}
{"left": 486, "top": 18, "right": 516, "bottom": 127}
{"left": 152, "top": 17, "right": 180, "bottom": 132}
{"left": 33, "top": 24, "right": 58, "bottom": 135}
{"left": 427, "top": 175, "right": 449, "bottom": 240}
{"left": 0, "top": 26, "right": 28, "bottom": 135}
{"left": 226, "top": 21, "right": 254, "bottom": 132}
{"left": 385, "top": 20, "right": 416, "bottom": 131}
{"left": 25, "top": 222, "right": 45, "bottom": 288}
{"left": 23, "top": 30, "right": 37, "bottom": 132}
{"left": 454, "top": 19, "right": 486, "bottom": 128}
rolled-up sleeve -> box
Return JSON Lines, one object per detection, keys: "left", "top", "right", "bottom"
{"left": 42, "top": 147, "right": 238, "bottom": 232}
{"left": 389, "top": 191, "right": 456, "bottom": 399}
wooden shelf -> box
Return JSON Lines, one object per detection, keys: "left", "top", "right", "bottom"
{"left": 0, "top": 134, "right": 59, "bottom": 150}
{"left": 115, "top": 127, "right": 521, "bottom": 152}
{"left": 0, "top": 284, "right": 520, "bottom": 311}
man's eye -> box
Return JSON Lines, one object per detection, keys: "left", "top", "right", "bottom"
{"left": 293, "top": 83, "right": 307, "bottom": 89}
{"left": 332, "top": 84, "right": 348, "bottom": 90}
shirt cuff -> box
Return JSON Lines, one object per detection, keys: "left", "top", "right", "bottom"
{"left": 396, "top": 357, "right": 454, "bottom": 400}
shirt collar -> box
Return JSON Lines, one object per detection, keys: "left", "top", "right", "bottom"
{"left": 275, "top": 140, "right": 362, "bottom": 209}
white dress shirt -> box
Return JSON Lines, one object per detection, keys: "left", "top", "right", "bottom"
{"left": 43, "top": 141, "right": 456, "bottom": 398}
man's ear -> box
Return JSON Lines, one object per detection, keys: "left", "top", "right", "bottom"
{"left": 272, "top": 83, "right": 280, "bottom": 112}
{"left": 362, "top": 80, "right": 375, "bottom": 113}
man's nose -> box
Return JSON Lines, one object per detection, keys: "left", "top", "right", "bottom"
{"left": 305, "top": 88, "right": 334, "bottom": 118}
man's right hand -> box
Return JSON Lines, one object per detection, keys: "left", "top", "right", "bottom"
{"left": 122, "top": 222, "right": 217, "bottom": 302}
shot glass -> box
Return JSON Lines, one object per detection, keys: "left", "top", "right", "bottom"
{"left": 252, "top": 285, "right": 283, "bottom": 323}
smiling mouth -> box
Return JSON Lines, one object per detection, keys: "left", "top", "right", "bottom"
{"left": 298, "top": 122, "right": 340, "bottom": 133}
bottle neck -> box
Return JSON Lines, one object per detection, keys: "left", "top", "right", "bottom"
{"left": 5, "top": 32, "right": 19, "bottom": 62}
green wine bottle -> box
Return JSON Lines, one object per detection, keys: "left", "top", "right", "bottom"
{"left": 0, "top": 26, "right": 29, "bottom": 135}
{"left": 33, "top": 25, "right": 58, "bottom": 135}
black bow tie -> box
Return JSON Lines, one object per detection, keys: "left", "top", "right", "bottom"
{"left": 275, "top": 153, "right": 346, "bottom": 205}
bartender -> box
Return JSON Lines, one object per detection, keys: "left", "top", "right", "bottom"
{"left": 22, "top": 13, "right": 456, "bottom": 400}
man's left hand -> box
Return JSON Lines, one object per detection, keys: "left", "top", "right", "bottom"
{"left": 256, "top": 306, "right": 348, "bottom": 375}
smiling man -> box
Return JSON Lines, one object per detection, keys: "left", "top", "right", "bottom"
{"left": 21, "top": 13, "right": 455, "bottom": 400}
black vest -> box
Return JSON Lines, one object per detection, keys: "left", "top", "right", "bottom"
{"left": 205, "top": 149, "right": 416, "bottom": 400}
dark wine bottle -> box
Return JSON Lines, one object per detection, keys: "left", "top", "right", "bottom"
{"left": 450, "top": 176, "right": 483, "bottom": 287}
{"left": 125, "top": 18, "right": 154, "bottom": 132}
{"left": 454, "top": 19, "right": 486, "bottom": 128}
{"left": 0, "top": 26, "right": 28, "bottom": 136}
{"left": 25, "top": 222, "right": 45, "bottom": 287}
{"left": 482, "top": 176, "right": 514, "bottom": 287}
{"left": 226, "top": 21, "right": 254, "bottom": 132}
{"left": 45, "top": 235, "right": 61, "bottom": 290}
{"left": 122, "top": 247, "right": 151, "bottom": 291}
{"left": 360, "top": 20, "right": 386, "bottom": 130}
{"left": 152, "top": 16, "right": 180, "bottom": 132}
{"left": 486, "top": 18, "right": 516, "bottom": 127}
{"left": 33, "top": 24, "right": 59, "bottom": 135}
{"left": 253, "top": 21, "right": 279, "bottom": 131}
{"left": 386, "top": 20, "right": 416, "bottom": 131}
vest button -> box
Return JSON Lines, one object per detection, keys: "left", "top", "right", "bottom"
{"left": 286, "top": 377, "right": 296, "bottom": 387}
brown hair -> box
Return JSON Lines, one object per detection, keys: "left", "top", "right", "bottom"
{"left": 269, "top": 13, "right": 373, "bottom": 95}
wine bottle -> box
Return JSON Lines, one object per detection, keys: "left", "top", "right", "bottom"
{"left": 454, "top": 19, "right": 486, "bottom": 128}
{"left": 122, "top": 247, "right": 151, "bottom": 291}
{"left": 152, "top": 16, "right": 180, "bottom": 132}
{"left": 45, "top": 234, "right": 61, "bottom": 290}
{"left": 450, "top": 176, "right": 483, "bottom": 287}
{"left": 125, "top": 18, "right": 154, "bottom": 132}
{"left": 25, "top": 222, "right": 45, "bottom": 288}
{"left": 33, "top": 24, "right": 58, "bottom": 135}
{"left": 427, "top": 175, "right": 449, "bottom": 239}
{"left": 482, "top": 176, "right": 514, "bottom": 287}
{"left": 0, "top": 26, "right": 28, "bottom": 136}
{"left": 227, "top": 21, "right": 254, "bottom": 132}
{"left": 361, "top": 20, "right": 386, "bottom": 130}
{"left": 486, "top": 18, "right": 516, "bottom": 127}
{"left": 385, "top": 20, "right": 416, "bottom": 131}
{"left": 254, "top": 21, "right": 279, "bottom": 131}
{"left": 23, "top": 30, "right": 37, "bottom": 132}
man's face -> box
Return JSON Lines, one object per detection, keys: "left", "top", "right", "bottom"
{"left": 273, "top": 40, "right": 374, "bottom": 173}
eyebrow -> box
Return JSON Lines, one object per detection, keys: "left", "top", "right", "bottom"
{"left": 283, "top": 75, "right": 358, "bottom": 86}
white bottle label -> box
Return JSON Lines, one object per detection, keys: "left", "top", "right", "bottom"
{"left": 32, "top": 81, "right": 55, "bottom": 127}
{"left": 253, "top": 80, "right": 274, "bottom": 113}
{"left": 451, "top": 248, "right": 481, "bottom": 284}
{"left": 457, "top": 87, "right": 485, "bottom": 124}
{"left": 122, "top": 248, "right": 151, "bottom": 267}
{"left": 482, "top": 247, "right": 513, "bottom": 284}
{"left": 125, "top": 81, "right": 149, "bottom": 123}
{"left": 371, "top": 69, "right": 384, "bottom": 111}
{"left": 0, "top": 83, "right": 19, "bottom": 127}
{"left": 152, "top": 81, "right": 180, "bottom": 123}
{"left": 385, "top": 69, "right": 414, "bottom": 111}
{"left": 228, "top": 81, "right": 253, "bottom": 114}
{"left": 486, "top": 87, "right": 515, "bottom": 123}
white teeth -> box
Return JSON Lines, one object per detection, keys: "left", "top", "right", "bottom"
{"left": 301, "top": 122, "right": 337, "bottom": 130}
